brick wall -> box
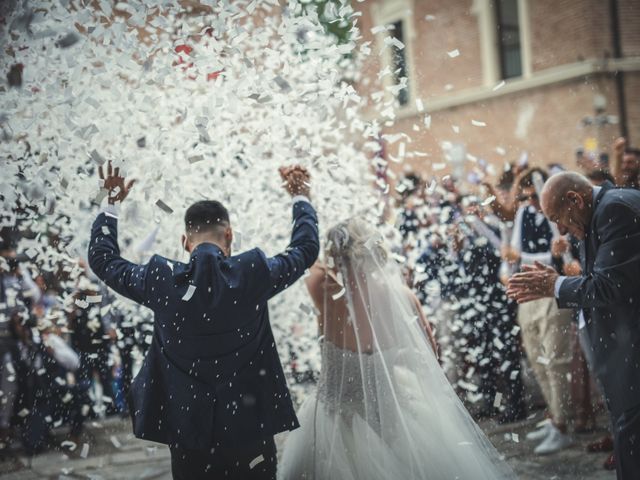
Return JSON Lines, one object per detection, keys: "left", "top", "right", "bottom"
{"left": 529, "top": 0, "right": 612, "bottom": 71}
{"left": 620, "top": 0, "right": 640, "bottom": 57}
{"left": 624, "top": 72, "right": 640, "bottom": 145}
{"left": 379, "top": 76, "right": 622, "bottom": 180}
{"left": 410, "top": 0, "right": 484, "bottom": 97}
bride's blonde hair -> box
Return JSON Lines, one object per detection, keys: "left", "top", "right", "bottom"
{"left": 326, "top": 217, "right": 388, "bottom": 269}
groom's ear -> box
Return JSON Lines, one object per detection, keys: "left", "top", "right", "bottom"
{"left": 181, "top": 233, "right": 189, "bottom": 252}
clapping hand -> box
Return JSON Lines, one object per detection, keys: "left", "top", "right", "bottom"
{"left": 551, "top": 236, "right": 569, "bottom": 258}
{"left": 99, "top": 161, "right": 135, "bottom": 205}
{"left": 279, "top": 165, "right": 311, "bottom": 198}
{"left": 506, "top": 261, "right": 558, "bottom": 303}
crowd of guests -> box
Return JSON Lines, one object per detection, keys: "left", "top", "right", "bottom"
{"left": 396, "top": 137, "right": 640, "bottom": 469}
{"left": 1, "top": 136, "right": 639, "bottom": 469}
{"left": 0, "top": 228, "right": 152, "bottom": 457}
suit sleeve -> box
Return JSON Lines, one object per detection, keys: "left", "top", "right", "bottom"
{"left": 88, "top": 213, "right": 150, "bottom": 306}
{"left": 262, "top": 200, "right": 320, "bottom": 300}
{"left": 557, "top": 200, "right": 640, "bottom": 309}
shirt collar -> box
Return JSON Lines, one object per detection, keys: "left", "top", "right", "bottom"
{"left": 592, "top": 185, "right": 602, "bottom": 203}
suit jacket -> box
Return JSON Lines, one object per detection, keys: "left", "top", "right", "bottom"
{"left": 557, "top": 183, "right": 640, "bottom": 417}
{"left": 88, "top": 201, "right": 319, "bottom": 449}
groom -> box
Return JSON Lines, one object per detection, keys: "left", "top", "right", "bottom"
{"left": 88, "top": 162, "right": 319, "bottom": 479}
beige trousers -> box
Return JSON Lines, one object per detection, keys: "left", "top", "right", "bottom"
{"left": 518, "top": 297, "right": 574, "bottom": 425}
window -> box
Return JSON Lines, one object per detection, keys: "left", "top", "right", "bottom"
{"left": 496, "top": 0, "right": 522, "bottom": 79}
{"left": 390, "top": 20, "right": 409, "bottom": 106}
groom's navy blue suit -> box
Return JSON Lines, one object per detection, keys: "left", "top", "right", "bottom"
{"left": 88, "top": 200, "right": 319, "bottom": 458}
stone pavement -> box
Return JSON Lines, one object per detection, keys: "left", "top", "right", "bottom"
{"left": 0, "top": 412, "right": 617, "bottom": 479}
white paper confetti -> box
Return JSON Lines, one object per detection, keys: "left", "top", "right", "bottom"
{"left": 331, "top": 288, "right": 345, "bottom": 301}
{"left": 182, "top": 285, "right": 196, "bottom": 301}
{"left": 110, "top": 436, "right": 121, "bottom": 448}
{"left": 536, "top": 356, "right": 551, "bottom": 366}
{"left": 61, "top": 440, "right": 77, "bottom": 451}
{"left": 249, "top": 454, "right": 264, "bottom": 469}
{"left": 447, "top": 49, "right": 460, "bottom": 58}
{"left": 481, "top": 196, "right": 496, "bottom": 206}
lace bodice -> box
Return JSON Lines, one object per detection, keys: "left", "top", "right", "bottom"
{"left": 316, "top": 340, "right": 383, "bottom": 429}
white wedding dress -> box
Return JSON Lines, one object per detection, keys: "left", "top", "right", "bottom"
{"left": 278, "top": 218, "right": 516, "bottom": 480}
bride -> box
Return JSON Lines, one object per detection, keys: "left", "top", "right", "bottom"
{"left": 279, "top": 217, "right": 516, "bottom": 479}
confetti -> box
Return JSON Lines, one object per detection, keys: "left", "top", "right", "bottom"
{"left": 481, "top": 196, "right": 496, "bottom": 206}
{"left": 536, "top": 356, "right": 551, "bottom": 366}
{"left": 332, "top": 288, "right": 345, "bottom": 300}
{"left": 447, "top": 49, "right": 460, "bottom": 58}
{"left": 61, "top": 440, "right": 77, "bottom": 451}
{"left": 80, "top": 443, "right": 90, "bottom": 458}
{"left": 155, "top": 200, "right": 174, "bottom": 214}
{"left": 249, "top": 454, "right": 264, "bottom": 469}
{"left": 471, "top": 119, "right": 486, "bottom": 127}
{"left": 182, "top": 285, "right": 196, "bottom": 301}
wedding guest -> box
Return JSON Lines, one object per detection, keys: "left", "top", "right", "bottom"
{"left": 461, "top": 198, "right": 526, "bottom": 422}
{"left": 68, "top": 277, "right": 118, "bottom": 416}
{"left": 0, "top": 237, "right": 40, "bottom": 449}
{"left": 12, "top": 317, "right": 89, "bottom": 453}
{"left": 508, "top": 171, "right": 640, "bottom": 479}
{"left": 506, "top": 168, "right": 574, "bottom": 454}
{"left": 611, "top": 137, "right": 640, "bottom": 189}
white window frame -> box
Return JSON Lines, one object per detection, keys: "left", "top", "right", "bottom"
{"left": 473, "top": 0, "right": 531, "bottom": 86}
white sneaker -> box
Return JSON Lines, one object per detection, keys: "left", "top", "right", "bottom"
{"left": 525, "top": 420, "right": 553, "bottom": 441}
{"left": 534, "top": 425, "right": 573, "bottom": 455}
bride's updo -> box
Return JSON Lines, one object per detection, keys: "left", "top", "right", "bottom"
{"left": 326, "top": 217, "right": 389, "bottom": 270}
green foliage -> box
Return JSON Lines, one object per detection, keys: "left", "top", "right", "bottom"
{"left": 300, "top": 0, "right": 353, "bottom": 44}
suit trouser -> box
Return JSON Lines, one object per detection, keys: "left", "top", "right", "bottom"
{"left": 518, "top": 297, "right": 573, "bottom": 425}
{"left": 0, "top": 351, "right": 17, "bottom": 429}
{"left": 613, "top": 403, "right": 640, "bottom": 480}
{"left": 170, "top": 436, "right": 277, "bottom": 480}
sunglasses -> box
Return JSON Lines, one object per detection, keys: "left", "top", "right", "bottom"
{"left": 517, "top": 193, "right": 538, "bottom": 202}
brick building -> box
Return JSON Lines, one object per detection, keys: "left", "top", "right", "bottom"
{"left": 354, "top": 0, "right": 640, "bottom": 180}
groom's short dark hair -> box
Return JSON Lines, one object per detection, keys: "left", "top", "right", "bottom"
{"left": 185, "top": 200, "right": 230, "bottom": 235}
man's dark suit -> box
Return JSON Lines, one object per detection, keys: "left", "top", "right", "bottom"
{"left": 557, "top": 183, "right": 640, "bottom": 479}
{"left": 88, "top": 200, "right": 319, "bottom": 478}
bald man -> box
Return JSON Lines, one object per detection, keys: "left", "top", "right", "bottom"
{"left": 508, "top": 172, "right": 640, "bottom": 480}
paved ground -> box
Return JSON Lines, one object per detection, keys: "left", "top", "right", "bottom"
{"left": 0, "top": 412, "right": 616, "bottom": 479}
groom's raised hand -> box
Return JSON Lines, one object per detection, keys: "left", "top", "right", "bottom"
{"left": 99, "top": 161, "right": 135, "bottom": 205}
{"left": 279, "top": 165, "right": 311, "bottom": 198}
